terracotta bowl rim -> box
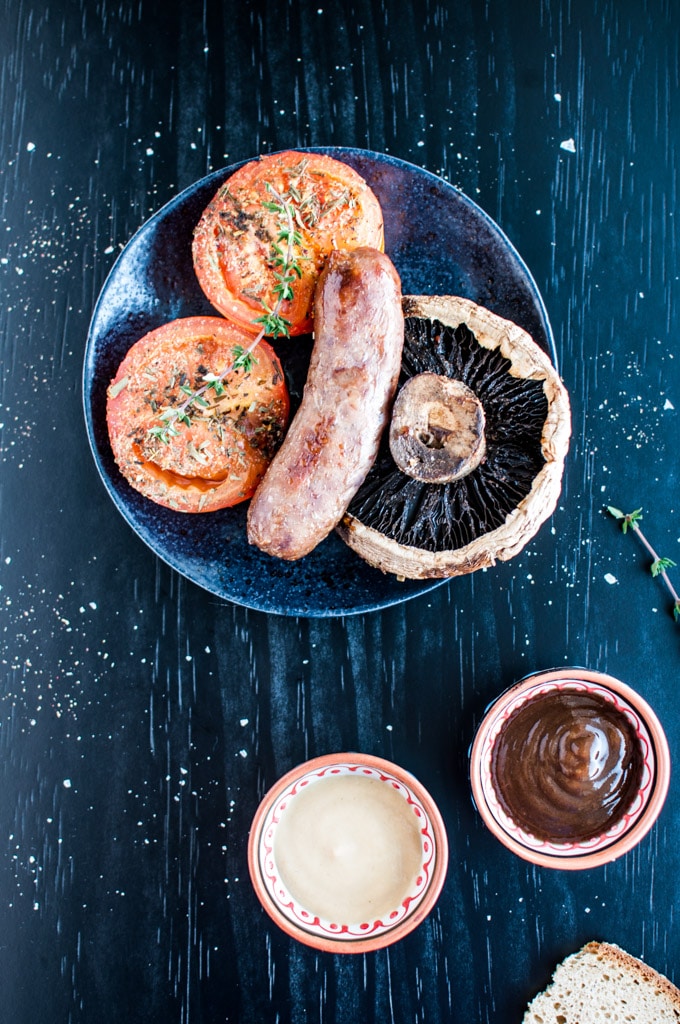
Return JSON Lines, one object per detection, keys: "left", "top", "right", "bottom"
{"left": 247, "top": 751, "right": 449, "bottom": 953}
{"left": 469, "top": 667, "right": 671, "bottom": 870}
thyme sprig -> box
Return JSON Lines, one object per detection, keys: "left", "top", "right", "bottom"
{"left": 149, "top": 183, "right": 299, "bottom": 444}
{"left": 607, "top": 506, "right": 680, "bottom": 623}
{"left": 255, "top": 183, "right": 304, "bottom": 339}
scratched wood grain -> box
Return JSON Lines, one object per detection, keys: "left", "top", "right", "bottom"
{"left": 1, "top": 0, "right": 679, "bottom": 1022}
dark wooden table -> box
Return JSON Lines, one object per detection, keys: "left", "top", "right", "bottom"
{"left": 2, "top": 1, "right": 678, "bottom": 1021}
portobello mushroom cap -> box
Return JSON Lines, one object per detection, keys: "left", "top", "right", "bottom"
{"left": 336, "top": 296, "right": 571, "bottom": 579}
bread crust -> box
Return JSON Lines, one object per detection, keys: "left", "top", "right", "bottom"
{"left": 586, "top": 942, "right": 680, "bottom": 1010}
{"left": 523, "top": 941, "right": 680, "bottom": 1023}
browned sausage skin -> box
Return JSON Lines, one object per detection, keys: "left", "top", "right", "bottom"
{"left": 247, "top": 246, "right": 404, "bottom": 560}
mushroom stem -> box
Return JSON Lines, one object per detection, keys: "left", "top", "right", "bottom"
{"left": 388, "top": 372, "right": 486, "bottom": 483}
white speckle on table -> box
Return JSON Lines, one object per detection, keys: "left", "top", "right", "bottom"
{"left": 604, "top": 573, "right": 618, "bottom": 585}
{"left": 664, "top": 398, "right": 675, "bottom": 410}
{"left": 560, "top": 138, "right": 576, "bottom": 152}
{"left": 63, "top": 779, "right": 72, "bottom": 788}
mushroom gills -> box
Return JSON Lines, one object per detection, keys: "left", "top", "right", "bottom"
{"left": 340, "top": 299, "right": 561, "bottom": 565}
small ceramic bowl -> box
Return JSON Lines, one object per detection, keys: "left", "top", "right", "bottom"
{"left": 469, "top": 668, "right": 670, "bottom": 870}
{"left": 247, "top": 753, "right": 449, "bottom": 953}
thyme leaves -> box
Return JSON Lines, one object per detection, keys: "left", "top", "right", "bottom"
{"left": 149, "top": 182, "right": 301, "bottom": 443}
{"left": 148, "top": 164, "right": 351, "bottom": 443}
{"left": 607, "top": 506, "right": 680, "bottom": 623}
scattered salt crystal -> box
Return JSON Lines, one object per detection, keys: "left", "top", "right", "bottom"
{"left": 63, "top": 779, "right": 72, "bottom": 788}
{"left": 604, "top": 573, "right": 618, "bottom": 585}
{"left": 664, "top": 398, "right": 674, "bottom": 410}
{"left": 560, "top": 138, "right": 576, "bottom": 152}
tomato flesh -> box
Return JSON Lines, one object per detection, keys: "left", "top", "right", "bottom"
{"left": 192, "top": 150, "right": 385, "bottom": 336}
{"left": 106, "top": 316, "right": 289, "bottom": 513}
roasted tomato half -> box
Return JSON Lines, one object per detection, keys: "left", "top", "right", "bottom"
{"left": 192, "top": 150, "right": 385, "bottom": 336}
{"left": 106, "top": 316, "right": 290, "bottom": 513}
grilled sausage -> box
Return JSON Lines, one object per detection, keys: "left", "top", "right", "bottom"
{"left": 247, "top": 246, "right": 404, "bottom": 560}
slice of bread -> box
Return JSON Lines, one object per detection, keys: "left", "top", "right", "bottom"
{"left": 523, "top": 941, "right": 680, "bottom": 1023}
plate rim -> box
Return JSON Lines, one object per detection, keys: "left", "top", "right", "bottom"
{"left": 82, "top": 146, "right": 556, "bottom": 617}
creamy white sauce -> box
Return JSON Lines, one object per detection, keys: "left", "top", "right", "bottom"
{"left": 273, "top": 775, "right": 423, "bottom": 923}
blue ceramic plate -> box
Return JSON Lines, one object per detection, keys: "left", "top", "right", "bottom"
{"left": 83, "top": 148, "right": 556, "bottom": 617}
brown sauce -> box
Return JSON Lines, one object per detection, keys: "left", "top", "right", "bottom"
{"left": 491, "top": 691, "right": 644, "bottom": 843}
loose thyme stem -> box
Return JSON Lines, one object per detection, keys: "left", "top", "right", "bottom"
{"left": 608, "top": 506, "right": 680, "bottom": 622}
{"left": 151, "top": 183, "right": 297, "bottom": 443}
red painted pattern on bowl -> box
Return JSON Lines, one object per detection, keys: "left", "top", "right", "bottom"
{"left": 260, "top": 763, "right": 434, "bottom": 938}
{"left": 470, "top": 668, "right": 670, "bottom": 870}
{"left": 248, "top": 753, "right": 449, "bottom": 953}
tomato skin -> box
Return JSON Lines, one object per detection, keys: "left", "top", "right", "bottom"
{"left": 106, "top": 316, "right": 289, "bottom": 513}
{"left": 192, "top": 150, "right": 385, "bottom": 336}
